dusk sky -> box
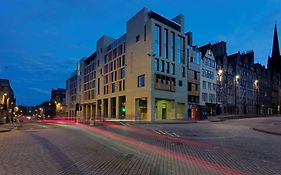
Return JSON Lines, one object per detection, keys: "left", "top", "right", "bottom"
{"left": 0, "top": 0, "right": 281, "bottom": 106}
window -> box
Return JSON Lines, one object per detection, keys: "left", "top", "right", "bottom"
{"left": 170, "top": 32, "right": 175, "bottom": 61}
{"left": 154, "top": 25, "right": 161, "bottom": 56}
{"left": 119, "top": 81, "right": 122, "bottom": 91}
{"left": 164, "top": 28, "right": 168, "bottom": 59}
{"left": 112, "top": 83, "right": 116, "bottom": 93}
{"left": 194, "top": 71, "right": 198, "bottom": 80}
{"left": 177, "top": 35, "right": 184, "bottom": 64}
{"left": 121, "top": 68, "right": 125, "bottom": 79}
{"left": 178, "top": 80, "right": 183, "bottom": 86}
{"left": 188, "top": 82, "right": 192, "bottom": 91}
{"left": 202, "top": 93, "right": 208, "bottom": 101}
{"left": 182, "top": 67, "right": 185, "bottom": 77}
{"left": 171, "top": 63, "right": 175, "bottom": 75}
{"left": 111, "top": 72, "right": 114, "bottom": 82}
{"left": 213, "top": 83, "right": 216, "bottom": 91}
{"left": 123, "top": 43, "right": 126, "bottom": 53}
{"left": 138, "top": 75, "right": 145, "bottom": 87}
{"left": 203, "top": 81, "right": 206, "bottom": 89}
{"left": 122, "top": 55, "right": 126, "bottom": 66}
{"left": 161, "top": 60, "right": 165, "bottom": 72}
{"left": 136, "top": 35, "right": 140, "bottom": 42}
{"left": 154, "top": 58, "right": 159, "bottom": 71}
{"left": 208, "top": 82, "right": 212, "bottom": 90}
{"left": 190, "top": 56, "right": 194, "bottom": 63}
{"left": 166, "top": 62, "right": 170, "bottom": 74}
{"left": 196, "top": 52, "right": 201, "bottom": 65}
{"left": 93, "top": 80, "right": 96, "bottom": 88}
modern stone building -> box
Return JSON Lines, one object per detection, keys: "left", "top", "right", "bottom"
{"left": 66, "top": 71, "right": 78, "bottom": 118}
{"left": 66, "top": 8, "right": 188, "bottom": 121}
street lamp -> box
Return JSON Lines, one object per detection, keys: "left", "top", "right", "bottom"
{"left": 254, "top": 80, "right": 259, "bottom": 114}
{"left": 234, "top": 75, "right": 240, "bottom": 114}
{"left": 217, "top": 69, "right": 223, "bottom": 115}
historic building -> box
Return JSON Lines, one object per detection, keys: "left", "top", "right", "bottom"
{"left": 267, "top": 24, "right": 281, "bottom": 114}
{"left": 0, "top": 79, "right": 16, "bottom": 123}
{"left": 254, "top": 63, "right": 271, "bottom": 114}
{"left": 198, "top": 44, "right": 217, "bottom": 116}
{"left": 66, "top": 8, "right": 188, "bottom": 121}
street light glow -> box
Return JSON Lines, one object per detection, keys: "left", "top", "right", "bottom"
{"left": 235, "top": 75, "right": 240, "bottom": 80}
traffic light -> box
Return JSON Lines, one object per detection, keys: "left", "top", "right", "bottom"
{"left": 121, "top": 105, "right": 126, "bottom": 119}
{"left": 121, "top": 107, "right": 126, "bottom": 113}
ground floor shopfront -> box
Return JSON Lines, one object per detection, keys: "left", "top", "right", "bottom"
{"left": 66, "top": 96, "right": 188, "bottom": 122}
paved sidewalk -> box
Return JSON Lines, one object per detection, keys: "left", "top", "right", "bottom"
{"left": 0, "top": 124, "right": 12, "bottom": 133}
{"left": 252, "top": 118, "right": 281, "bottom": 136}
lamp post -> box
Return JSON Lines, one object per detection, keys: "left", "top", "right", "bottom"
{"left": 217, "top": 69, "right": 223, "bottom": 115}
{"left": 234, "top": 75, "right": 240, "bottom": 114}
{"left": 254, "top": 80, "right": 259, "bottom": 115}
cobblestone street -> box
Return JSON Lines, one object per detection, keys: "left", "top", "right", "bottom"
{"left": 0, "top": 117, "right": 281, "bottom": 175}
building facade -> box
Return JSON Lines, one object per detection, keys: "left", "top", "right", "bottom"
{"left": 0, "top": 79, "right": 16, "bottom": 123}
{"left": 50, "top": 88, "right": 66, "bottom": 117}
{"left": 187, "top": 44, "right": 201, "bottom": 119}
{"left": 66, "top": 71, "right": 78, "bottom": 118}
{"left": 66, "top": 8, "right": 188, "bottom": 121}
{"left": 198, "top": 44, "right": 217, "bottom": 116}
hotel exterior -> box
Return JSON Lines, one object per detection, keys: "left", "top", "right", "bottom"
{"left": 66, "top": 8, "right": 188, "bottom": 121}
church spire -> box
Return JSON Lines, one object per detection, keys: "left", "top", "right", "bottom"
{"left": 272, "top": 24, "right": 280, "bottom": 58}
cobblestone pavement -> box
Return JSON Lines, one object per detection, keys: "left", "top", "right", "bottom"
{"left": 0, "top": 118, "right": 280, "bottom": 175}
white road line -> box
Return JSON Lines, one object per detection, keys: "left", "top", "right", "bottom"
{"left": 153, "top": 130, "right": 161, "bottom": 134}
{"left": 172, "top": 132, "right": 180, "bottom": 137}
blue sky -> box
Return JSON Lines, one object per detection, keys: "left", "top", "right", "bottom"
{"left": 0, "top": 0, "right": 281, "bottom": 105}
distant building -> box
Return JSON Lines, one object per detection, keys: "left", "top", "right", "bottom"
{"left": 267, "top": 24, "right": 281, "bottom": 114}
{"left": 198, "top": 44, "right": 217, "bottom": 116}
{"left": 254, "top": 63, "right": 271, "bottom": 114}
{"left": 50, "top": 88, "right": 66, "bottom": 117}
{"left": 186, "top": 42, "right": 201, "bottom": 119}
{"left": 0, "top": 79, "right": 16, "bottom": 123}
{"left": 66, "top": 71, "right": 78, "bottom": 118}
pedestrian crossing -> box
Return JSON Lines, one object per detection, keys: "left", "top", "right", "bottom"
{"left": 153, "top": 129, "right": 180, "bottom": 137}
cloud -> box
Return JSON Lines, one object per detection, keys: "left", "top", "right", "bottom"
{"left": 28, "top": 87, "right": 50, "bottom": 95}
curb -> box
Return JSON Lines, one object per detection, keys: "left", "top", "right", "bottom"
{"left": 0, "top": 129, "right": 11, "bottom": 133}
{"left": 133, "top": 121, "right": 197, "bottom": 125}
{"left": 253, "top": 128, "right": 281, "bottom": 136}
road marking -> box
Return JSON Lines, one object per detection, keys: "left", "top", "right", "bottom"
{"left": 153, "top": 129, "right": 180, "bottom": 137}
{"left": 153, "top": 130, "right": 161, "bottom": 134}
{"left": 172, "top": 132, "right": 180, "bottom": 137}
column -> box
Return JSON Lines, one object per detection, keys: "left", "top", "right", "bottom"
{"left": 85, "top": 105, "right": 88, "bottom": 123}
{"left": 90, "top": 103, "right": 93, "bottom": 125}
{"left": 173, "top": 101, "right": 177, "bottom": 120}
{"left": 108, "top": 98, "right": 112, "bottom": 119}
{"left": 116, "top": 96, "right": 120, "bottom": 119}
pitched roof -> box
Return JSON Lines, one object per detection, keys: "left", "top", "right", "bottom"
{"left": 198, "top": 43, "right": 212, "bottom": 57}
